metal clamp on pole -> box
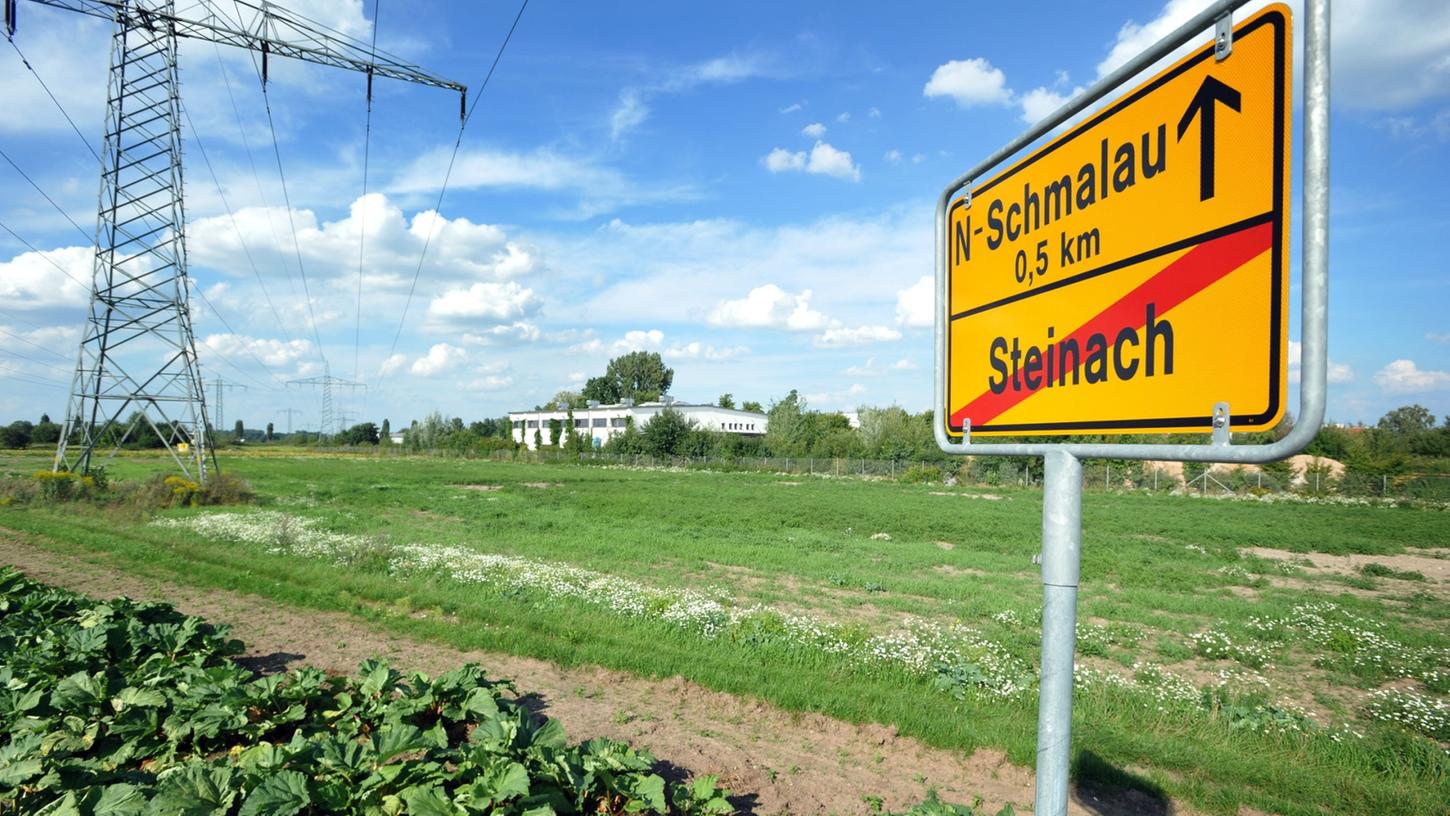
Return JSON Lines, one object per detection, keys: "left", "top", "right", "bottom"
{"left": 1215, "top": 11, "right": 1234, "bottom": 60}
{"left": 1212, "top": 402, "right": 1231, "bottom": 446}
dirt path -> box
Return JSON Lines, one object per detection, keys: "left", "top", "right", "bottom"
{"left": 0, "top": 533, "right": 1174, "bottom": 816}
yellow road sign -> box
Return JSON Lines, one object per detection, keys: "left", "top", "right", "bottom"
{"left": 945, "top": 5, "right": 1290, "bottom": 438}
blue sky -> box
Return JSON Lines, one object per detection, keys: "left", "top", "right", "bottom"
{"left": 2, "top": 0, "right": 1448, "bottom": 432}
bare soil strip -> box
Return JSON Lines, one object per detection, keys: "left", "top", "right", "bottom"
{"left": 0, "top": 533, "right": 1175, "bottom": 816}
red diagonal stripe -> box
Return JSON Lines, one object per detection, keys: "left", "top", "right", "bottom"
{"left": 951, "top": 221, "right": 1274, "bottom": 429}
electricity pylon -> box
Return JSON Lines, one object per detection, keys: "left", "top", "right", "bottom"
{"left": 289, "top": 364, "right": 365, "bottom": 439}
{"left": 204, "top": 378, "right": 246, "bottom": 437}
{"left": 9, "top": 0, "right": 465, "bottom": 482}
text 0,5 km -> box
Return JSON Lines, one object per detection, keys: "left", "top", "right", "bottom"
{"left": 1014, "top": 228, "right": 1102, "bottom": 287}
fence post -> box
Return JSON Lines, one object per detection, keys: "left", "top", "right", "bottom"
{"left": 1104, "top": 463, "right": 1109, "bottom": 491}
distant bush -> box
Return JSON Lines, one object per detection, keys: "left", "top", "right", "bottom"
{"left": 898, "top": 464, "right": 942, "bottom": 484}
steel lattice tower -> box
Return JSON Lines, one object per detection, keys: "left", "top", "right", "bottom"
{"left": 56, "top": 0, "right": 211, "bottom": 480}
{"left": 13, "top": 0, "right": 467, "bottom": 482}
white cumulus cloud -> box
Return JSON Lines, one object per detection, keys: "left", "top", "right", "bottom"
{"left": 761, "top": 142, "right": 860, "bottom": 181}
{"left": 923, "top": 57, "right": 1013, "bottom": 108}
{"left": 1019, "top": 85, "right": 1083, "bottom": 124}
{"left": 709, "top": 285, "right": 828, "bottom": 331}
{"left": 200, "top": 334, "right": 315, "bottom": 370}
{"left": 426, "top": 281, "right": 541, "bottom": 325}
{"left": 896, "top": 276, "right": 933, "bottom": 328}
{"left": 0, "top": 246, "right": 92, "bottom": 310}
{"left": 379, "top": 353, "right": 407, "bottom": 376}
{"left": 802, "top": 122, "right": 827, "bottom": 138}
{"left": 410, "top": 343, "right": 467, "bottom": 377}
{"left": 1373, "top": 359, "right": 1450, "bottom": 393}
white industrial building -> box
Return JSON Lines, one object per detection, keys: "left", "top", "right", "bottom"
{"left": 509, "top": 398, "right": 767, "bottom": 450}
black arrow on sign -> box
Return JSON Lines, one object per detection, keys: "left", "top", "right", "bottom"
{"left": 1176, "top": 75, "right": 1242, "bottom": 201}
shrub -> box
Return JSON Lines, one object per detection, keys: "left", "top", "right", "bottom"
{"left": 898, "top": 464, "right": 942, "bottom": 484}
{"left": 32, "top": 470, "right": 96, "bottom": 501}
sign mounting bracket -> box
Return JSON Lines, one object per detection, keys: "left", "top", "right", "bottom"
{"left": 1211, "top": 402, "right": 1231, "bottom": 446}
{"left": 1215, "top": 12, "right": 1234, "bottom": 60}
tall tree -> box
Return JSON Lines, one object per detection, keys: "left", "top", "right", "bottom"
{"left": 717, "top": 393, "right": 735, "bottom": 409}
{"left": 380, "top": 418, "right": 391, "bottom": 441}
{"left": 582, "top": 375, "right": 621, "bottom": 405}
{"left": 233, "top": 419, "right": 244, "bottom": 439}
{"left": 604, "top": 352, "right": 674, "bottom": 403}
{"left": 1378, "top": 404, "right": 1435, "bottom": 436}
{"left": 741, "top": 400, "right": 763, "bottom": 413}
{"left": 641, "top": 408, "right": 693, "bottom": 456}
{"left": 265, "top": 422, "right": 275, "bottom": 442}
{"left": 765, "top": 390, "right": 806, "bottom": 456}
{"left": 547, "top": 390, "right": 585, "bottom": 410}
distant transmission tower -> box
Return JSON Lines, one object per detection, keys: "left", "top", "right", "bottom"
{"left": 289, "top": 364, "right": 365, "bottom": 439}
{"left": 205, "top": 378, "right": 247, "bottom": 436}
{"left": 10, "top": 0, "right": 466, "bottom": 481}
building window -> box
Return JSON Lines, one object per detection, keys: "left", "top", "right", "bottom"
{"left": 611, "top": 417, "right": 627, "bottom": 427}
{"left": 592, "top": 418, "right": 607, "bottom": 427}
{"left": 526, "top": 420, "right": 538, "bottom": 429}
{"left": 574, "top": 419, "right": 587, "bottom": 428}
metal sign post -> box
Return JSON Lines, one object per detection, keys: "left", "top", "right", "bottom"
{"left": 932, "top": 1, "right": 1329, "bottom": 813}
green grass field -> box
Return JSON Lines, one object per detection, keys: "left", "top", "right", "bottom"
{"left": 2, "top": 449, "right": 1447, "bottom": 815}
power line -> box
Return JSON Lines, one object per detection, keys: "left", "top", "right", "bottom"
{"left": 0, "top": 324, "right": 71, "bottom": 363}
{"left": 381, "top": 0, "right": 529, "bottom": 383}
{"left": 189, "top": 283, "right": 289, "bottom": 391}
{"left": 254, "top": 60, "right": 330, "bottom": 371}
{"left": 211, "top": 41, "right": 298, "bottom": 302}
{"left": 5, "top": 36, "right": 103, "bottom": 165}
{"left": 354, "top": 0, "right": 381, "bottom": 383}
{"left": 8, "top": 34, "right": 297, "bottom": 373}
{"left": 0, "top": 146, "right": 92, "bottom": 243}
{"left": 0, "top": 371, "right": 68, "bottom": 391}
{"left": 0, "top": 217, "right": 86, "bottom": 288}
{"left": 2, "top": 215, "right": 277, "bottom": 393}
{"left": 179, "top": 102, "right": 295, "bottom": 346}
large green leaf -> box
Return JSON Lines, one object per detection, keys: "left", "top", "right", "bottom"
{"left": 50, "top": 672, "right": 107, "bottom": 713}
{"left": 33, "top": 790, "right": 83, "bottom": 816}
{"left": 399, "top": 784, "right": 460, "bottom": 816}
{"left": 237, "top": 769, "right": 311, "bottom": 816}
{"left": 372, "top": 724, "right": 428, "bottom": 765}
{"left": 459, "top": 759, "right": 530, "bottom": 809}
{"left": 459, "top": 687, "right": 499, "bottom": 719}
{"left": 618, "top": 773, "right": 667, "bottom": 814}
{"left": 527, "top": 718, "right": 567, "bottom": 751}
{"left": 112, "top": 687, "right": 168, "bottom": 712}
{"left": 144, "top": 763, "right": 237, "bottom": 816}
{"left": 93, "top": 784, "right": 148, "bottom": 816}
